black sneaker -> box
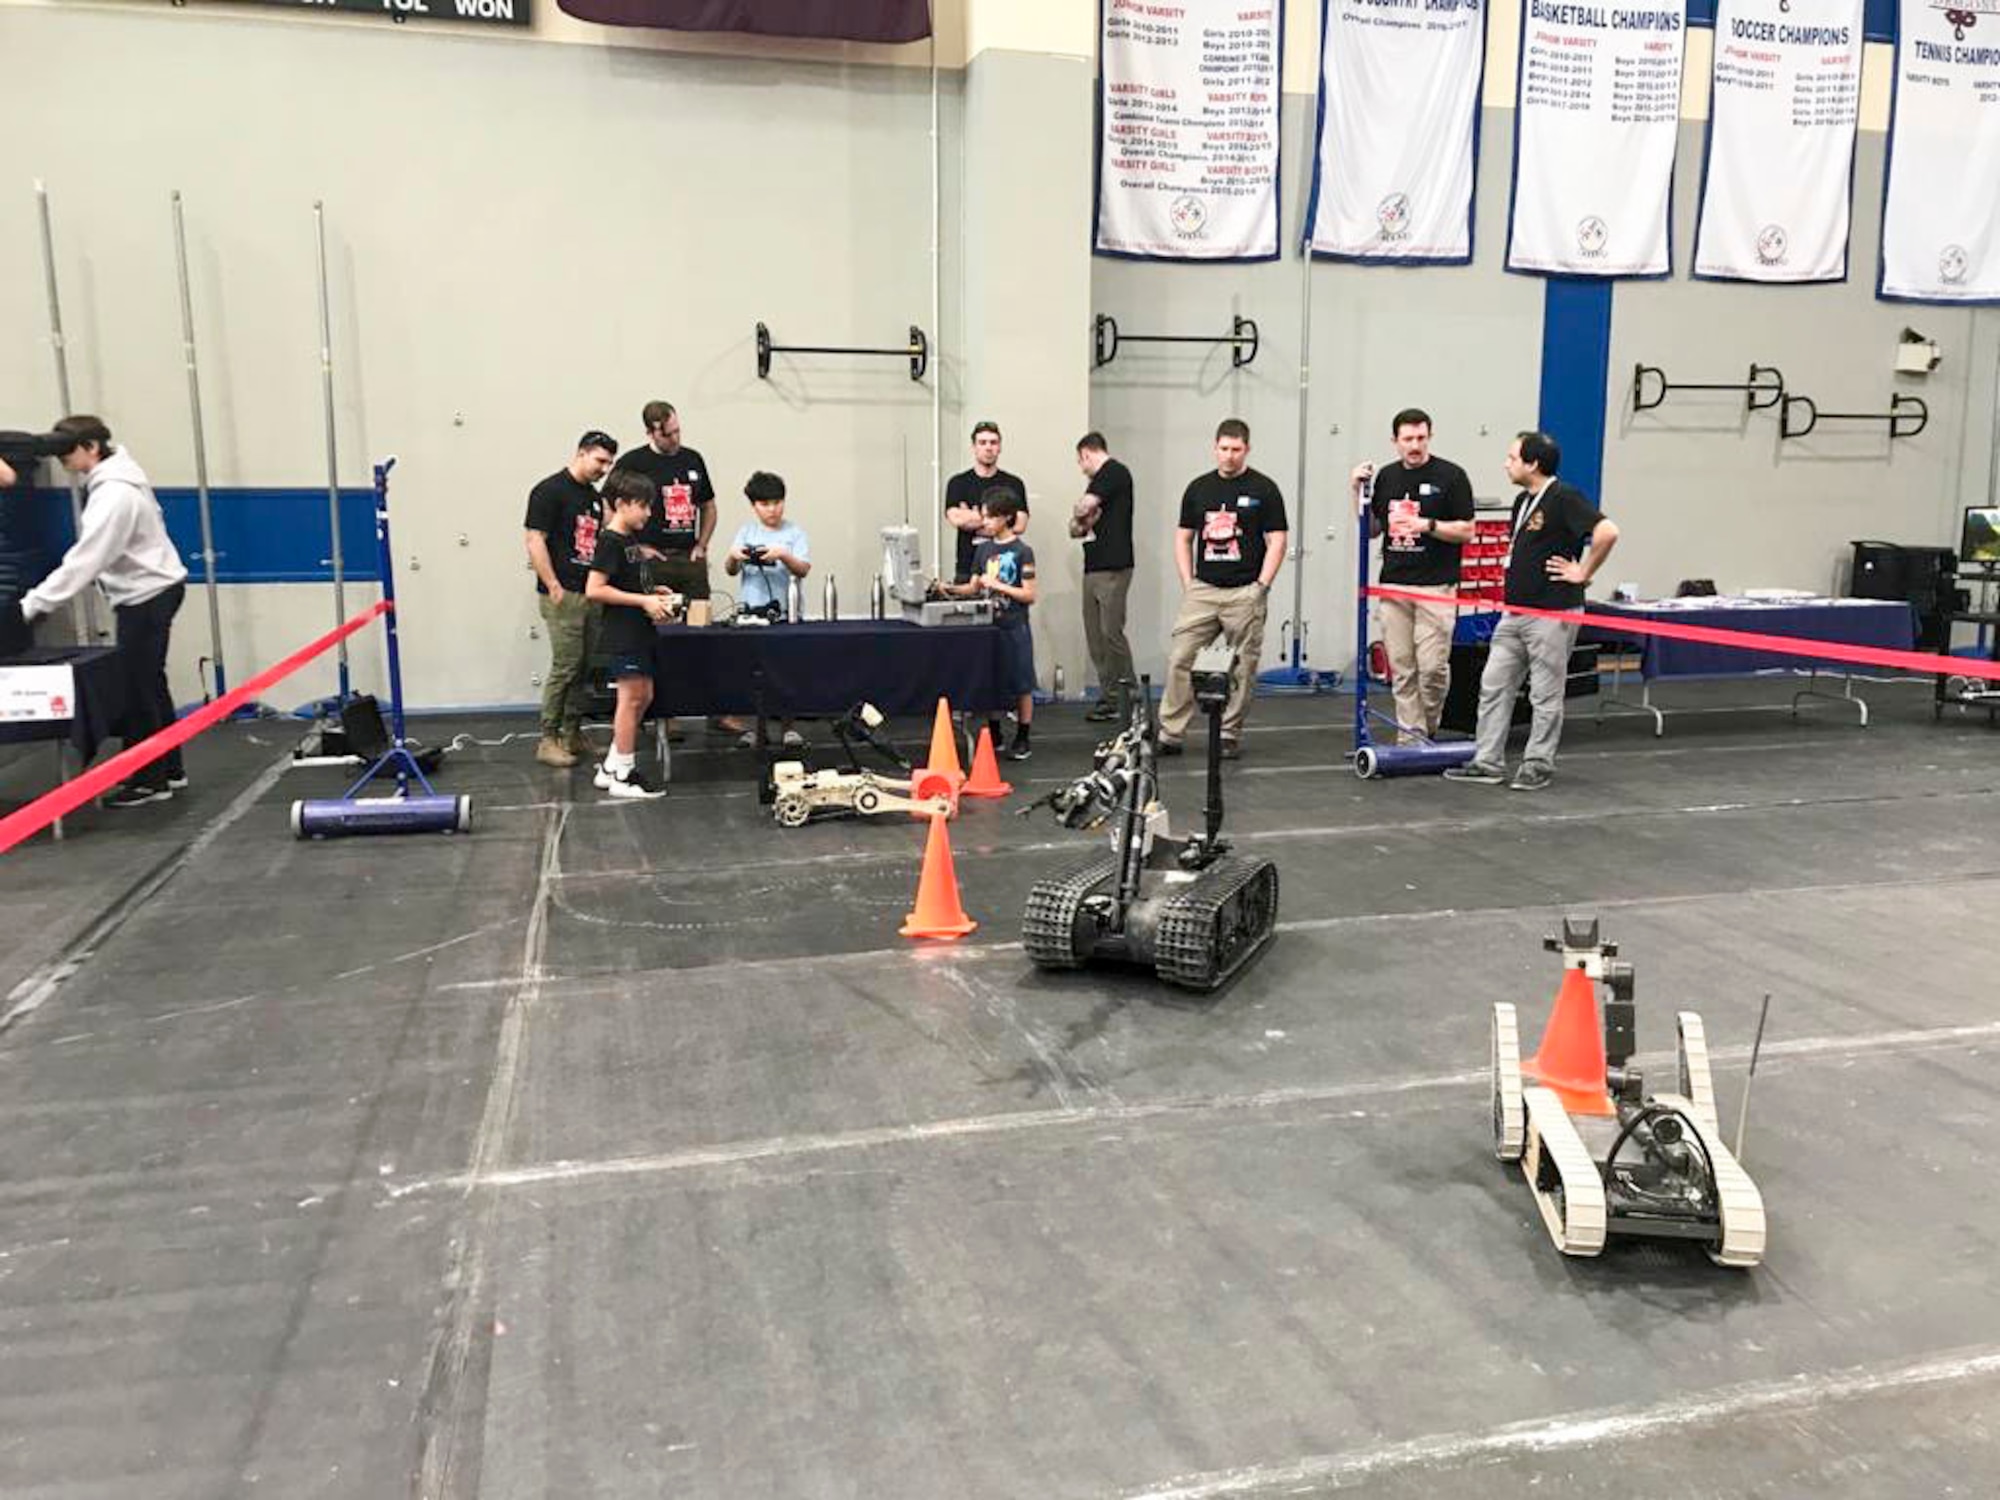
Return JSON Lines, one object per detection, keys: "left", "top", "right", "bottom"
{"left": 1510, "top": 763, "right": 1554, "bottom": 792}
{"left": 1442, "top": 762, "right": 1506, "bottom": 785}
{"left": 1007, "top": 735, "right": 1032, "bottom": 762}
{"left": 105, "top": 783, "right": 173, "bottom": 809}
{"left": 606, "top": 766, "right": 666, "bottom": 801}
{"left": 167, "top": 772, "right": 189, "bottom": 791}
{"left": 1219, "top": 738, "right": 1243, "bottom": 761}
{"left": 1084, "top": 701, "right": 1119, "bottom": 723}
{"left": 1156, "top": 737, "right": 1184, "bottom": 757}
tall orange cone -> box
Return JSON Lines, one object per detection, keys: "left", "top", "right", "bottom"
{"left": 899, "top": 812, "right": 978, "bottom": 939}
{"left": 1526, "top": 966, "right": 1614, "bottom": 1116}
{"left": 961, "top": 725, "right": 1012, "bottom": 798}
{"left": 923, "top": 697, "right": 966, "bottom": 784}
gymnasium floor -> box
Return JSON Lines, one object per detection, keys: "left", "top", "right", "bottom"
{"left": 2, "top": 685, "right": 1998, "bottom": 1499}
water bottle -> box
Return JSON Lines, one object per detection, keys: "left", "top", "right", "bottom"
{"left": 1053, "top": 664, "right": 1066, "bottom": 701}
{"left": 787, "top": 575, "right": 804, "bottom": 624}
{"left": 870, "top": 574, "right": 886, "bottom": 620}
{"left": 822, "top": 575, "right": 838, "bottom": 621}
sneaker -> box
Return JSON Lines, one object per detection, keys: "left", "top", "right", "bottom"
{"left": 1442, "top": 761, "right": 1507, "bottom": 785}
{"left": 737, "top": 730, "right": 758, "bottom": 749}
{"left": 1510, "top": 763, "right": 1555, "bottom": 792}
{"left": 105, "top": 783, "right": 173, "bottom": 809}
{"left": 606, "top": 766, "right": 666, "bottom": 801}
{"left": 1084, "top": 701, "right": 1120, "bottom": 723}
{"left": 1007, "top": 736, "right": 1032, "bottom": 762}
{"left": 1157, "top": 737, "right": 1185, "bottom": 757}
{"left": 166, "top": 771, "right": 189, "bottom": 791}
{"left": 781, "top": 729, "right": 806, "bottom": 749}
{"left": 535, "top": 735, "right": 577, "bottom": 769}
{"left": 593, "top": 761, "right": 616, "bottom": 790}
{"left": 1219, "top": 738, "right": 1243, "bottom": 761}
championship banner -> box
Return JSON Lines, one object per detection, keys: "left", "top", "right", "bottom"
{"left": 1693, "top": 0, "right": 1863, "bottom": 282}
{"left": 1880, "top": 0, "right": 2000, "bottom": 303}
{"left": 1095, "top": 0, "right": 1284, "bottom": 262}
{"left": 1506, "top": 0, "right": 1689, "bottom": 277}
{"left": 1306, "top": 0, "right": 1488, "bottom": 262}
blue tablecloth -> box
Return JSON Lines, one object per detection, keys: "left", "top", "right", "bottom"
{"left": 1583, "top": 597, "right": 1916, "bottom": 679}
{"left": 0, "top": 645, "right": 128, "bottom": 759}
{"left": 651, "top": 618, "right": 1010, "bottom": 717}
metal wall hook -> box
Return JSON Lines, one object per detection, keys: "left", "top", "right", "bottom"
{"left": 1631, "top": 362, "right": 1785, "bottom": 414}
{"left": 1094, "top": 312, "right": 1259, "bottom": 369}
{"left": 1780, "top": 391, "right": 1928, "bottom": 441}
{"left": 755, "top": 321, "right": 927, "bottom": 381}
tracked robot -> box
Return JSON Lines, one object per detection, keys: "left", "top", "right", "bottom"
{"left": 763, "top": 702, "right": 958, "bottom": 827}
{"left": 1492, "top": 918, "right": 1766, "bottom": 1266}
{"left": 1020, "top": 646, "right": 1278, "bottom": 992}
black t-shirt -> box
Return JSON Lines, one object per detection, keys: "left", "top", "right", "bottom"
{"left": 1082, "top": 457, "right": 1136, "bottom": 574}
{"left": 1504, "top": 480, "right": 1605, "bottom": 610}
{"left": 523, "top": 469, "right": 603, "bottom": 595}
{"left": 969, "top": 537, "right": 1036, "bottom": 621}
{"left": 1177, "top": 467, "right": 1289, "bottom": 589}
{"left": 613, "top": 445, "right": 716, "bottom": 553}
{"left": 1370, "top": 456, "right": 1474, "bottom": 586}
{"left": 589, "top": 526, "right": 656, "bottom": 656}
{"left": 945, "top": 467, "right": 1027, "bottom": 582}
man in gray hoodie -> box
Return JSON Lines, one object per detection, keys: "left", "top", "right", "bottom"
{"left": 18, "top": 416, "right": 191, "bottom": 806}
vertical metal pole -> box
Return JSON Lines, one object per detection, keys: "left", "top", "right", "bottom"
{"left": 374, "top": 460, "right": 408, "bottom": 753}
{"left": 34, "top": 181, "right": 100, "bottom": 642}
{"left": 315, "top": 201, "right": 351, "bottom": 701}
{"left": 1289, "top": 153, "right": 1316, "bottom": 676}
{"left": 927, "top": 5, "right": 945, "bottom": 580}
{"left": 172, "top": 191, "right": 228, "bottom": 698}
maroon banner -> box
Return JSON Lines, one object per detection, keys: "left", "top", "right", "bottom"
{"left": 557, "top": 0, "right": 930, "bottom": 40}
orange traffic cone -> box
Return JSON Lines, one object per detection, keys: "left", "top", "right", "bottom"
{"left": 961, "top": 725, "right": 1012, "bottom": 798}
{"left": 1526, "top": 966, "right": 1614, "bottom": 1116}
{"left": 899, "top": 812, "right": 978, "bottom": 940}
{"left": 923, "top": 697, "right": 966, "bottom": 783}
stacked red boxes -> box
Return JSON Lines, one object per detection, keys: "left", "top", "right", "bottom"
{"left": 1457, "top": 517, "right": 1512, "bottom": 621}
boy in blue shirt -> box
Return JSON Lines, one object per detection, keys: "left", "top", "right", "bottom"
{"left": 724, "top": 471, "right": 812, "bottom": 747}
{"left": 943, "top": 488, "right": 1037, "bottom": 760}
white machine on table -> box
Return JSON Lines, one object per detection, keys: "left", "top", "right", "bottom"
{"left": 880, "top": 524, "right": 992, "bottom": 628}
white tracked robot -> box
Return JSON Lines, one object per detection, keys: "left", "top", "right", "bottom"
{"left": 1491, "top": 918, "right": 1767, "bottom": 1267}
{"left": 763, "top": 703, "right": 958, "bottom": 827}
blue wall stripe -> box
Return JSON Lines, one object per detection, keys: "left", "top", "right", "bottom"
{"left": 1537, "top": 279, "right": 1614, "bottom": 505}
{"left": 19, "top": 487, "right": 379, "bottom": 585}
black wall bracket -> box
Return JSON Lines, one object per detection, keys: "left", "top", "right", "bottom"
{"left": 1094, "top": 313, "right": 1259, "bottom": 369}
{"left": 1632, "top": 361, "right": 1784, "bottom": 414}
{"left": 1780, "top": 391, "right": 1928, "bottom": 441}
{"left": 756, "top": 322, "right": 928, "bottom": 382}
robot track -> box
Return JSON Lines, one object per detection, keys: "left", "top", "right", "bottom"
{"left": 1021, "top": 856, "right": 1120, "bottom": 971}
{"left": 1155, "top": 856, "right": 1280, "bottom": 992}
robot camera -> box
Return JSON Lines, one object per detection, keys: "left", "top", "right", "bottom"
{"left": 1189, "top": 641, "right": 1238, "bottom": 710}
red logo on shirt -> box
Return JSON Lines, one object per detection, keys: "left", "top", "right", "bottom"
{"left": 661, "top": 483, "right": 697, "bottom": 531}
{"left": 570, "top": 511, "right": 600, "bottom": 566}
{"left": 1201, "top": 507, "right": 1243, "bottom": 563}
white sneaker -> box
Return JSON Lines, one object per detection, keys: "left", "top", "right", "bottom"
{"left": 606, "top": 766, "right": 665, "bottom": 800}
{"left": 737, "top": 731, "right": 758, "bottom": 749}
{"left": 781, "top": 729, "right": 806, "bottom": 748}
{"left": 593, "top": 761, "right": 615, "bottom": 790}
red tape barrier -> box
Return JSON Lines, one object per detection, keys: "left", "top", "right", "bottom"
{"left": 1365, "top": 585, "right": 2000, "bottom": 684}
{"left": 0, "top": 600, "right": 392, "bottom": 856}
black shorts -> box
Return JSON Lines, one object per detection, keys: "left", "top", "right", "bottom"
{"left": 996, "top": 616, "right": 1036, "bottom": 699}
{"left": 605, "top": 651, "right": 652, "bottom": 680}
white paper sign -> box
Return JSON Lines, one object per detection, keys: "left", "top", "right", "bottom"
{"left": 1096, "top": 0, "right": 1284, "bottom": 261}
{"left": 1308, "top": 0, "right": 1488, "bottom": 262}
{"left": 1694, "top": 0, "right": 1864, "bottom": 282}
{"left": 1880, "top": 0, "right": 2000, "bottom": 303}
{"left": 1507, "top": 0, "right": 1689, "bottom": 277}
{"left": 0, "top": 664, "right": 78, "bottom": 723}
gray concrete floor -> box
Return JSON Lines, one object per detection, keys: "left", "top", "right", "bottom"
{"left": 1, "top": 683, "right": 1997, "bottom": 1498}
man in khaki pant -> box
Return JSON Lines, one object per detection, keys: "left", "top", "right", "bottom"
{"left": 524, "top": 430, "right": 615, "bottom": 768}
{"left": 1158, "top": 419, "right": 1289, "bottom": 759}
{"left": 1350, "top": 408, "right": 1475, "bottom": 742}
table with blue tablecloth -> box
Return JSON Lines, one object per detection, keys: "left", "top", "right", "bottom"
{"left": 648, "top": 619, "right": 1010, "bottom": 769}
{"left": 1581, "top": 596, "right": 1916, "bottom": 734}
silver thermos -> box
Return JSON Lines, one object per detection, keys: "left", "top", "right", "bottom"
{"left": 870, "top": 574, "right": 886, "bottom": 620}
{"left": 822, "top": 575, "right": 838, "bottom": 621}
{"left": 1053, "top": 664, "right": 1066, "bottom": 700}
{"left": 787, "top": 574, "right": 805, "bottom": 624}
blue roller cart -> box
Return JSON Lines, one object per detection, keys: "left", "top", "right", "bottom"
{"left": 292, "top": 457, "right": 471, "bottom": 838}
{"left": 1352, "top": 475, "right": 1478, "bottom": 780}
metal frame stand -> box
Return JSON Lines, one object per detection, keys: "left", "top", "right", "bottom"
{"left": 35, "top": 181, "right": 99, "bottom": 644}
{"left": 314, "top": 201, "right": 352, "bottom": 707}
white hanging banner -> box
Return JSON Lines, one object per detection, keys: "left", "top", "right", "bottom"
{"left": 1880, "top": 0, "right": 2000, "bottom": 303}
{"left": 1693, "top": 0, "right": 1863, "bottom": 282}
{"left": 1506, "top": 0, "right": 1688, "bottom": 277}
{"left": 1095, "top": 0, "right": 1284, "bottom": 262}
{"left": 1307, "top": 0, "right": 1488, "bottom": 263}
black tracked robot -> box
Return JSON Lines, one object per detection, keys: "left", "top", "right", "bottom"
{"left": 1020, "top": 644, "right": 1278, "bottom": 991}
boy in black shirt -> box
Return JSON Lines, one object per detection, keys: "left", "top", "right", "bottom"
{"left": 1444, "top": 430, "right": 1619, "bottom": 792}
{"left": 523, "top": 429, "right": 614, "bottom": 768}
{"left": 942, "top": 489, "right": 1038, "bottom": 760}
{"left": 585, "top": 469, "right": 680, "bottom": 800}
{"left": 943, "top": 420, "right": 1028, "bottom": 583}
{"left": 1071, "top": 432, "right": 1137, "bottom": 722}
{"left": 1350, "top": 408, "right": 1476, "bottom": 742}
{"left": 1159, "top": 419, "right": 1288, "bottom": 758}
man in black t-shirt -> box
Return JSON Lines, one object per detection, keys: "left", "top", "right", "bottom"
{"left": 612, "top": 400, "right": 716, "bottom": 607}
{"left": 523, "top": 429, "right": 614, "bottom": 769}
{"left": 943, "top": 420, "right": 1028, "bottom": 582}
{"left": 1350, "top": 408, "right": 1476, "bottom": 743}
{"left": 1444, "top": 430, "right": 1619, "bottom": 792}
{"left": 1071, "top": 432, "right": 1138, "bottom": 722}
{"left": 1159, "top": 418, "right": 1289, "bottom": 758}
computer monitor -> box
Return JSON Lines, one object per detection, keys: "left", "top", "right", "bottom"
{"left": 1962, "top": 507, "right": 2000, "bottom": 568}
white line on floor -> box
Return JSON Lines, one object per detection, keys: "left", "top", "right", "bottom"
{"left": 1118, "top": 1345, "right": 2000, "bottom": 1498}
{"left": 384, "top": 1014, "right": 2000, "bottom": 1200}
